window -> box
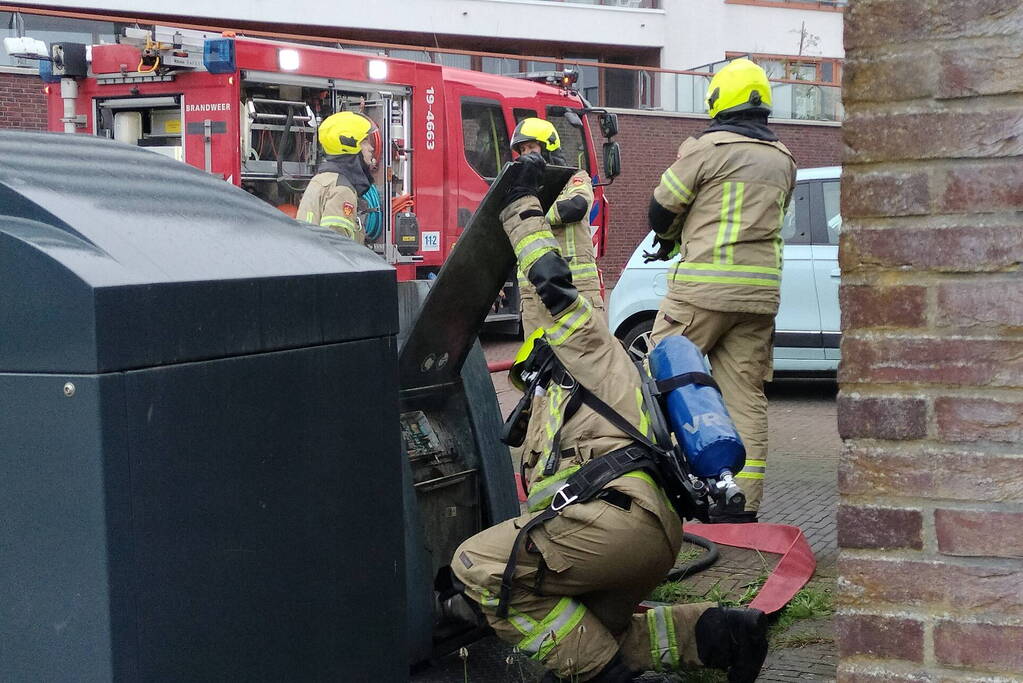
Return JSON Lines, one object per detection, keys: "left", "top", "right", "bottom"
{"left": 726, "top": 52, "right": 843, "bottom": 85}
{"left": 781, "top": 183, "right": 810, "bottom": 244}
{"left": 481, "top": 57, "right": 519, "bottom": 75}
{"left": 461, "top": 99, "right": 511, "bottom": 181}
{"left": 821, "top": 180, "right": 841, "bottom": 245}
{"left": 546, "top": 107, "right": 590, "bottom": 174}
{"left": 1, "top": 12, "right": 117, "bottom": 68}
{"left": 513, "top": 108, "right": 537, "bottom": 123}
{"left": 435, "top": 52, "right": 471, "bottom": 70}
{"left": 388, "top": 49, "right": 431, "bottom": 63}
{"left": 565, "top": 58, "right": 599, "bottom": 104}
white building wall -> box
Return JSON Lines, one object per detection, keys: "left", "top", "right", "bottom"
{"left": 662, "top": 0, "right": 844, "bottom": 71}
{"left": 16, "top": 0, "right": 669, "bottom": 52}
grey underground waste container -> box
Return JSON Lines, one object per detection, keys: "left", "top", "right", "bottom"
{"left": 0, "top": 131, "right": 404, "bottom": 681}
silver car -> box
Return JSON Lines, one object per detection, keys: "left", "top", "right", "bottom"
{"left": 607, "top": 166, "right": 842, "bottom": 374}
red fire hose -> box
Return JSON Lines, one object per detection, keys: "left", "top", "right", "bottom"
{"left": 488, "top": 359, "right": 514, "bottom": 374}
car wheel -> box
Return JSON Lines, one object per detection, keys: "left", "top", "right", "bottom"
{"left": 620, "top": 318, "right": 655, "bottom": 361}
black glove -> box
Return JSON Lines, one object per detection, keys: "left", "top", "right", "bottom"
{"left": 642, "top": 235, "right": 678, "bottom": 263}
{"left": 502, "top": 152, "right": 547, "bottom": 208}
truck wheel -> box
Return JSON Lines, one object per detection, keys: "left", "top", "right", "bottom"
{"left": 620, "top": 318, "right": 654, "bottom": 361}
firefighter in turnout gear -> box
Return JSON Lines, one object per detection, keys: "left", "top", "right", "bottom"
{"left": 297, "top": 111, "right": 378, "bottom": 244}
{"left": 452, "top": 153, "right": 769, "bottom": 682}
{"left": 510, "top": 117, "right": 603, "bottom": 335}
{"left": 645, "top": 58, "right": 797, "bottom": 519}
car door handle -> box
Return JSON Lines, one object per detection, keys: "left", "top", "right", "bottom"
{"left": 830, "top": 269, "right": 841, "bottom": 278}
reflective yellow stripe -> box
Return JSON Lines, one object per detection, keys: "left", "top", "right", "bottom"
{"left": 545, "top": 296, "right": 593, "bottom": 347}
{"left": 479, "top": 590, "right": 537, "bottom": 635}
{"left": 675, "top": 262, "right": 781, "bottom": 274}
{"left": 565, "top": 221, "right": 577, "bottom": 257}
{"left": 670, "top": 262, "right": 780, "bottom": 288}
{"left": 672, "top": 274, "right": 779, "bottom": 287}
{"left": 647, "top": 605, "right": 680, "bottom": 672}
{"left": 569, "top": 261, "right": 598, "bottom": 279}
{"left": 527, "top": 465, "right": 581, "bottom": 512}
{"left": 518, "top": 598, "right": 587, "bottom": 661}
{"left": 635, "top": 388, "right": 651, "bottom": 440}
{"left": 738, "top": 458, "right": 766, "bottom": 478}
{"left": 660, "top": 168, "right": 693, "bottom": 205}
{"left": 714, "top": 182, "right": 733, "bottom": 265}
{"left": 725, "top": 181, "right": 744, "bottom": 265}
{"left": 305, "top": 211, "right": 315, "bottom": 223}
{"left": 515, "top": 230, "right": 560, "bottom": 273}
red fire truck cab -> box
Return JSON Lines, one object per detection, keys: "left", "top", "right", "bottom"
{"left": 43, "top": 29, "right": 619, "bottom": 321}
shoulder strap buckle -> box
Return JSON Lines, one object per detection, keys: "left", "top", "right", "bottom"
{"left": 550, "top": 484, "right": 579, "bottom": 512}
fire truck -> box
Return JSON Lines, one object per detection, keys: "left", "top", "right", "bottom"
{"left": 39, "top": 27, "right": 620, "bottom": 321}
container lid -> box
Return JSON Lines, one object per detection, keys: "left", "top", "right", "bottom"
{"left": 0, "top": 131, "right": 395, "bottom": 373}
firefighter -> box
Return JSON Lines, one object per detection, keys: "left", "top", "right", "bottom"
{"left": 452, "top": 153, "right": 769, "bottom": 683}
{"left": 297, "top": 111, "right": 378, "bottom": 244}
{"left": 644, "top": 58, "right": 797, "bottom": 520}
{"left": 510, "top": 117, "right": 603, "bottom": 335}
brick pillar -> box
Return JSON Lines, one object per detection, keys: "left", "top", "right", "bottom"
{"left": 837, "top": 0, "right": 1023, "bottom": 680}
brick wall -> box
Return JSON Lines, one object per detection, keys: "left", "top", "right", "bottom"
{"left": 596, "top": 112, "right": 842, "bottom": 285}
{"left": 836, "top": 0, "right": 1023, "bottom": 680}
{"left": 0, "top": 71, "right": 47, "bottom": 131}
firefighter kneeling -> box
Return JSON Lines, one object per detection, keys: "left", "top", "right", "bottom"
{"left": 451, "top": 153, "right": 769, "bottom": 682}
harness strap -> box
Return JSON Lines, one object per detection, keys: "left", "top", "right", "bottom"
{"left": 497, "top": 444, "right": 656, "bottom": 618}
{"left": 654, "top": 371, "right": 719, "bottom": 395}
{"left": 580, "top": 388, "right": 658, "bottom": 451}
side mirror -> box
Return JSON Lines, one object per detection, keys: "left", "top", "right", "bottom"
{"left": 598, "top": 112, "right": 619, "bottom": 139}
{"left": 602, "top": 141, "right": 621, "bottom": 180}
{"left": 564, "top": 110, "right": 583, "bottom": 129}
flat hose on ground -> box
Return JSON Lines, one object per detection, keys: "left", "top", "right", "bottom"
{"left": 667, "top": 532, "right": 719, "bottom": 581}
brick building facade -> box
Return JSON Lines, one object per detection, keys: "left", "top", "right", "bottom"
{"left": 836, "top": 0, "right": 1023, "bottom": 679}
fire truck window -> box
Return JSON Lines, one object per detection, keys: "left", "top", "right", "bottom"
{"left": 513, "top": 109, "right": 537, "bottom": 123}
{"left": 546, "top": 108, "right": 591, "bottom": 174}
{"left": 461, "top": 99, "right": 512, "bottom": 181}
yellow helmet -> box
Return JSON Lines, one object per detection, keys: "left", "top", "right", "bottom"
{"left": 510, "top": 117, "right": 561, "bottom": 154}
{"left": 318, "top": 111, "right": 377, "bottom": 156}
{"left": 509, "top": 328, "right": 546, "bottom": 391}
{"left": 705, "top": 58, "right": 772, "bottom": 119}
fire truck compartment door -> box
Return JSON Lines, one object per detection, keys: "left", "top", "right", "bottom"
{"left": 399, "top": 162, "right": 574, "bottom": 390}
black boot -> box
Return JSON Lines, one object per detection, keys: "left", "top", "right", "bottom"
{"left": 695, "top": 607, "right": 769, "bottom": 683}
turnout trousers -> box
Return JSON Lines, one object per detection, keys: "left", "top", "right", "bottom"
{"left": 650, "top": 299, "right": 774, "bottom": 511}
{"left": 453, "top": 479, "right": 714, "bottom": 680}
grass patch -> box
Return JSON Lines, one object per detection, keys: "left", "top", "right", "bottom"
{"left": 649, "top": 579, "right": 693, "bottom": 604}
{"left": 676, "top": 545, "right": 705, "bottom": 564}
{"left": 648, "top": 573, "right": 767, "bottom": 607}
{"left": 769, "top": 584, "right": 834, "bottom": 638}
{"left": 772, "top": 634, "right": 835, "bottom": 649}
{"left": 676, "top": 669, "right": 728, "bottom": 682}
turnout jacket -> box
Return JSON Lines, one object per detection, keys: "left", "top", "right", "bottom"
{"left": 502, "top": 195, "right": 681, "bottom": 568}
{"left": 652, "top": 131, "right": 796, "bottom": 315}
{"left": 297, "top": 155, "right": 372, "bottom": 244}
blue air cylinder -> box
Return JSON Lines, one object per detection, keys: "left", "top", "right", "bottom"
{"left": 648, "top": 335, "right": 745, "bottom": 478}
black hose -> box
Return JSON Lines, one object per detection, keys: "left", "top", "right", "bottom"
{"left": 666, "top": 532, "right": 719, "bottom": 581}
